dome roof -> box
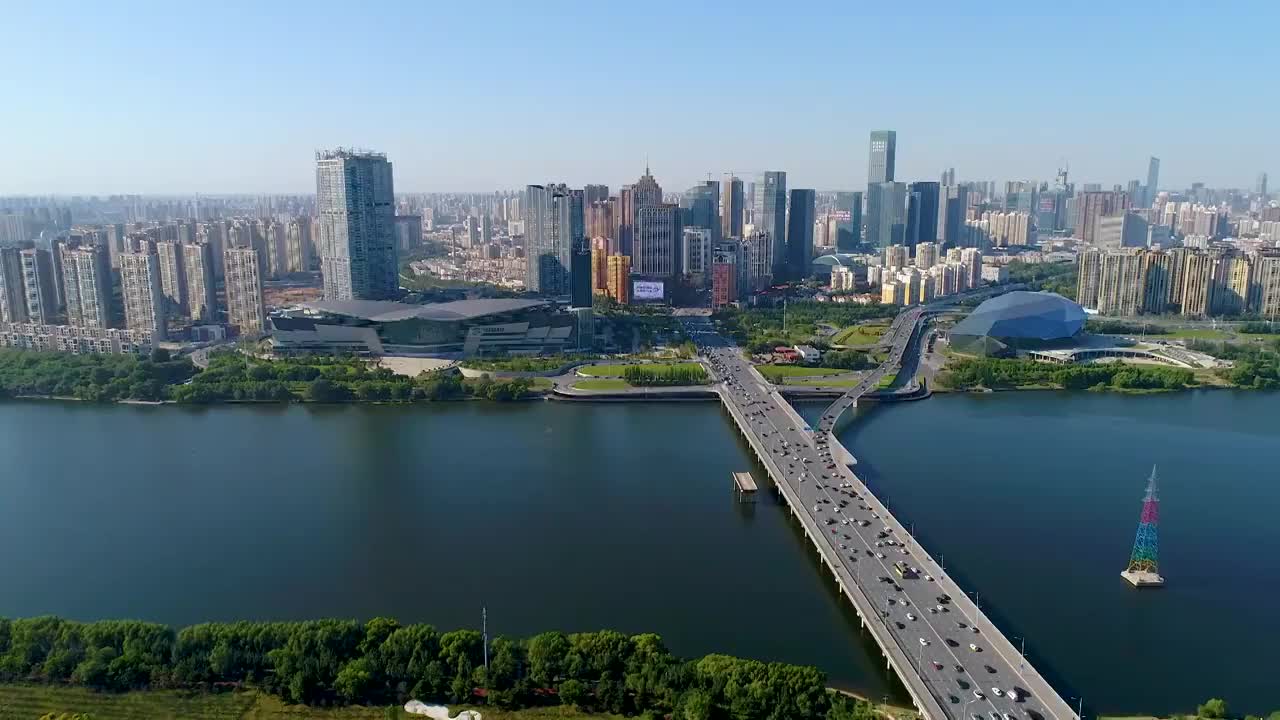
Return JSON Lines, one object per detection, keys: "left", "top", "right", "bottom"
{"left": 951, "top": 291, "right": 1085, "bottom": 341}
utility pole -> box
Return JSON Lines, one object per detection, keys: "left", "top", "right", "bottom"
{"left": 482, "top": 606, "right": 489, "bottom": 671}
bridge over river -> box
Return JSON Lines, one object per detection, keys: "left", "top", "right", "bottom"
{"left": 680, "top": 292, "right": 1076, "bottom": 720}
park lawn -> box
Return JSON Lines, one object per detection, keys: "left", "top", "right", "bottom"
{"left": 577, "top": 362, "right": 701, "bottom": 377}
{"left": 572, "top": 378, "right": 632, "bottom": 390}
{"left": 1160, "top": 328, "right": 1230, "bottom": 340}
{"left": 833, "top": 324, "right": 887, "bottom": 346}
{"left": 754, "top": 365, "right": 848, "bottom": 380}
{"left": 875, "top": 372, "right": 898, "bottom": 389}
{"left": 0, "top": 684, "right": 619, "bottom": 720}
{"left": 528, "top": 377, "right": 555, "bottom": 390}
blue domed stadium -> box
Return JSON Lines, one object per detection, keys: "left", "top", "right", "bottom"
{"left": 949, "top": 291, "right": 1085, "bottom": 356}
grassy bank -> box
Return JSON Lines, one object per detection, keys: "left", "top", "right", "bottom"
{"left": 755, "top": 365, "right": 848, "bottom": 380}
{"left": 0, "top": 684, "right": 620, "bottom": 719}
{"left": 577, "top": 362, "right": 701, "bottom": 377}
{"left": 572, "top": 379, "right": 632, "bottom": 391}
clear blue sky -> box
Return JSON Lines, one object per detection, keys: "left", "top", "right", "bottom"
{"left": 2, "top": 0, "right": 1275, "bottom": 195}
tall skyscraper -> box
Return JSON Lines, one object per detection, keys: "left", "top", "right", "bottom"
{"left": 680, "top": 181, "right": 719, "bottom": 241}
{"left": 753, "top": 171, "right": 787, "bottom": 277}
{"left": 1258, "top": 173, "right": 1269, "bottom": 197}
{"left": 524, "top": 185, "right": 558, "bottom": 294}
{"left": 834, "top": 191, "right": 862, "bottom": 251}
{"left": 905, "top": 182, "right": 940, "bottom": 247}
{"left": 584, "top": 184, "right": 610, "bottom": 206}
{"left": 786, "top": 189, "right": 816, "bottom": 281}
{"left": 120, "top": 250, "right": 168, "bottom": 339}
{"left": 570, "top": 243, "right": 592, "bottom": 308}
{"left": 316, "top": 149, "right": 398, "bottom": 301}
{"left": 182, "top": 242, "right": 217, "bottom": 324}
{"left": 1145, "top": 157, "right": 1160, "bottom": 207}
{"left": 634, "top": 204, "right": 680, "bottom": 278}
{"left": 720, "top": 176, "right": 744, "bottom": 240}
{"left": 868, "top": 130, "right": 897, "bottom": 184}
{"left": 866, "top": 181, "right": 906, "bottom": 248}
{"left": 632, "top": 166, "right": 663, "bottom": 208}
{"left": 60, "top": 242, "right": 111, "bottom": 328}
{"left": 225, "top": 246, "right": 266, "bottom": 334}
{"left": 940, "top": 168, "right": 955, "bottom": 186}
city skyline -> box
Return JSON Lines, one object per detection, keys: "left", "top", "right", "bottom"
{"left": 1, "top": 2, "right": 1275, "bottom": 195}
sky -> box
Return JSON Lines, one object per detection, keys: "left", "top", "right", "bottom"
{"left": 1, "top": 0, "right": 1276, "bottom": 196}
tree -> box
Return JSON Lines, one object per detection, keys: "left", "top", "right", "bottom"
{"left": 306, "top": 378, "right": 350, "bottom": 402}
{"left": 1198, "top": 698, "right": 1228, "bottom": 719}
{"left": 335, "top": 657, "right": 374, "bottom": 701}
{"left": 558, "top": 678, "right": 588, "bottom": 708}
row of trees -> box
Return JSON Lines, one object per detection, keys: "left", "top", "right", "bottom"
{"left": 820, "top": 350, "right": 874, "bottom": 371}
{"left": 623, "top": 365, "right": 709, "bottom": 386}
{"left": 0, "top": 616, "right": 871, "bottom": 719}
{"left": 1004, "top": 260, "right": 1078, "bottom": 299}
{"left": 0, "top": 348, "right": 195, "bottom": 402}
{"left": 939, "top": 358, "right": 1195, "bottom": 391}
{"left": 165, "top": 353, "right": 535, "bottom": 403}
{"left": 461, "top": 354, "right": 597, "bottom": 373}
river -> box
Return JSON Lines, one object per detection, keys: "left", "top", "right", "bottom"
{"left": 0, "top": 392, "right": 1275, "bottom": 715}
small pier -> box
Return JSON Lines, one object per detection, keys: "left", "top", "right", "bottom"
{"left": 732, "top": 471, "right": 758, "bottom": 502}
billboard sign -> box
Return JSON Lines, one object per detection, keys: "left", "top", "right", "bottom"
{"left": 632, "top": 280, "right": 665, "bottom": 301}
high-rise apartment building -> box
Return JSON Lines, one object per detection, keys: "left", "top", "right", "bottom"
{"left": 316, "top": 149, "right": 398, "bottom": 301}
{"left": 711, "top": 241, "right": 739, "bottom": 308}
{"left": 1079, "top": 191, "right": 1131, "bottom": 244}
{"left": 753, "top": 171, "right": 787, "bottom": 277}
{"left": 523, "top": 184, "right": 579, "bottom": 295}
{"left": 786, "top": 189, "right": 816, "bottom": 281}
{"left": 154, "top": 241, "right": 187, "bottom": 316}
{"left": 741, "top": 230, "right": 773, "bottom": 293}
{"left": 960, "top": 248, "right": 983, "bottom": 289}
{"left": 1252, "top": 255, "right": 1280, "bottom": 317}
{"left": 224, "top": 246, "right": 266, "bottom": 334}
{"left": 590, "top": 237, "right": 610, "bottom": 294}
{"left": 182, "top": 242, "right": 217, "bottom": 324}
{"left": 60, "top": 242, "right": 112, "bottom": 328}
{"left": 0, "top": 249, "right": 27, "bottom": 323}
{"left": 884, "top": 244, "right": 909, "bottom": 271}
{"left": 721, "top": 176, "right": 744, "bottom": 240}
{"left": 120, "top": 250, "right": 168, "bottom": 339}
{"left": 1077, "top": 248, "right": 1104, "bottom": 310}
{"left": 1096, "top": 250, "right": 1145, "bottom": 316}
{"left": 868, "top": 130, "right": 897, "bottom": 184}
{"left": 287, "top": 217, "right": 314, "bottom": 272}
{"left": 1095, "top": 213, "right": 1148, "bottom": 251}
{"left": 17, "top": 248, "right": 58, "bottom": 324}
{"left": 914, "top": 242, "right": 939, "bottom": 270}
{"left": 1140, "top": 251, "right": 1172, "bottom": 314}
{"left": 1179, "top": 252, "right": 1218, "bottom": 317}
{"left": 634, "top": 204, "right": 680, "bottom": 278}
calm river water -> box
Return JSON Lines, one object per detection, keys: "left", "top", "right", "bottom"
{"left": 0, "top": 392, "right": 1275, "bottom": 715}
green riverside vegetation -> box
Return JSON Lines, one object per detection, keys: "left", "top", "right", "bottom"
{"left": 0, "top": 348, "right": 539, "bottom": 404}
{"left": 461, "top": 354, "right": 599, "bottom": 373}
{"left": 938, "top": 357, "right": 1196, "bottom": 391}
{"left": 1187, "top": 338, "right": 1280, "bottom": 389}
{"left": 621, "top": 364, "right": 708, "bottom": 386}
{"left": 0, "top": 616, "right": 880, "bottom": 720}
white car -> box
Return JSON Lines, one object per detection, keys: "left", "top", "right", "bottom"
{"left": 906, "top": 613, "right": 916, "bottom": 621}
{"left": 918, "top": 638, "right": 930, "bottom": 647}
{"left": 877, "top": 552, "right": 886, "bottom": 559}
{"left": 970, "top": 643, "right": 980, "bottom": 652}
{"left": 992, "top": 688, "right": 1004, "bottom": 697}
{"left": 973, "top": 690, "right": 985, "bottom": 700}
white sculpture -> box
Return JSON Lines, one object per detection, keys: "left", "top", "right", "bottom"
{"left": 403, "top": 700, "right": 483, "bottom": 720}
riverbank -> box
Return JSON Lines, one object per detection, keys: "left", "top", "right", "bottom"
{"left": 0, "top": 684, "right": 910, "bottom": 720}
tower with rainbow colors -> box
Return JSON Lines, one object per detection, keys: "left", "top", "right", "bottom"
{"left": 1122, "top": 465, "right": 1165, "bottom": 587}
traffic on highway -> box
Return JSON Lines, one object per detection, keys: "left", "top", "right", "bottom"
{"left": 680, "top": 306, "right": 1066, "bottom": 720}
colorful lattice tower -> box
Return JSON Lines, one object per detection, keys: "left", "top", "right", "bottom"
{"left": 1121, "top": 465, "right": 1165, "bottom": 587}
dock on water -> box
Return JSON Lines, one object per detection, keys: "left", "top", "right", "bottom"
{"left": 732, "top": 471, "right": 758, "bottom": 502}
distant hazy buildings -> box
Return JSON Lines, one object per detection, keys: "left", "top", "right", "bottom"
{"left": 225, "top": 246, "right": 266, "bottom": 334}
{"left": 1078, "top": 247, "right": 1280, "bottom": 318}
{"left": 1145, "top": 157, "right": 1160, "bottom": 207}
{"left": 316, "top": 149, "right": 398, "bottom": 301}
